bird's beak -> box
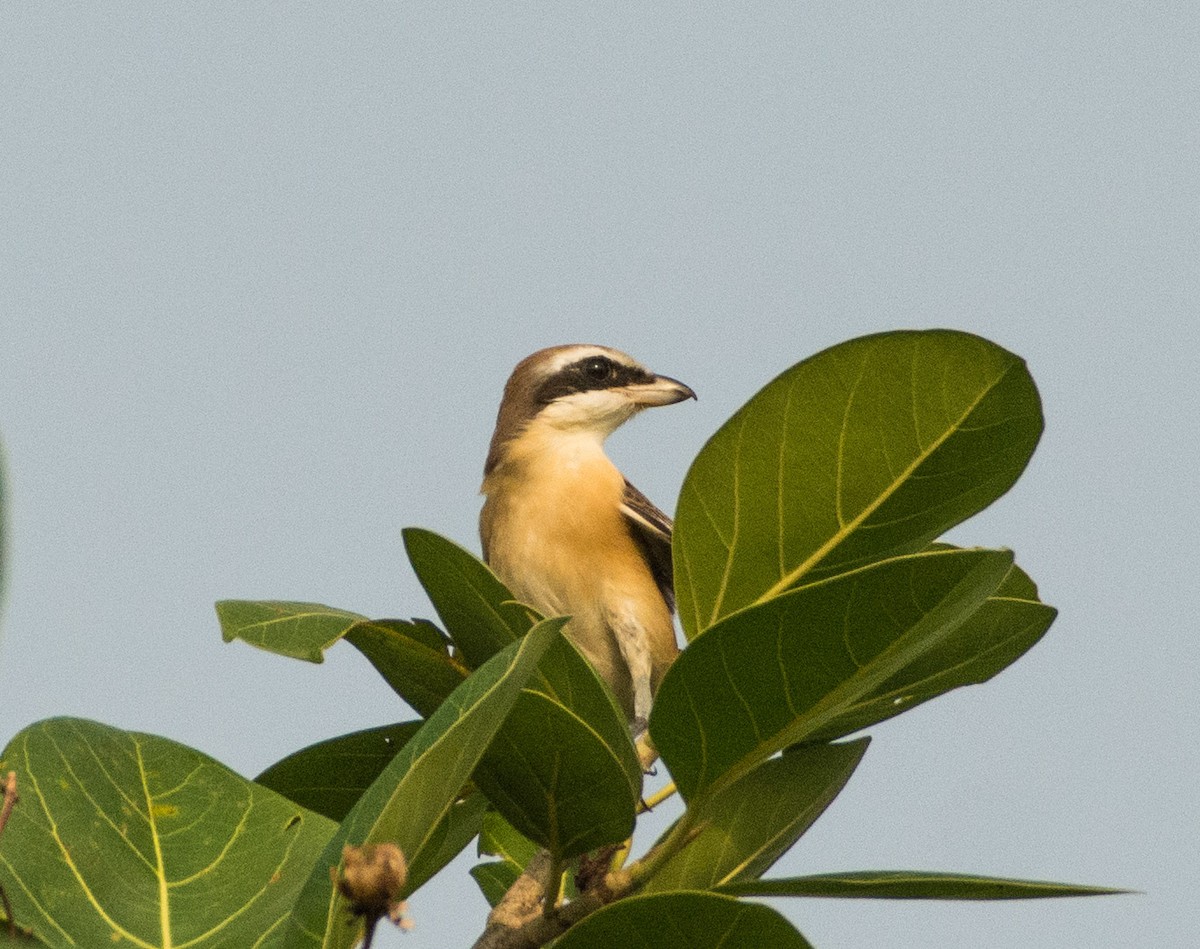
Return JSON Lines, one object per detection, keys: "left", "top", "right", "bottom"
{"left": 624, "top": 374, "right": 697, "bottom": 408}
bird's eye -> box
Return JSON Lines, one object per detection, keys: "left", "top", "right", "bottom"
{"left": 583, "top": 357, "right": 612, "bottom": 381}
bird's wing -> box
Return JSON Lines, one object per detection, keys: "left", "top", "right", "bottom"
{"left": 620, "top": 478, "right": 676, "bottom": 613}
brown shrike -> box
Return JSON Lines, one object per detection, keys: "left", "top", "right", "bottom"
{"left": 480, "top": 345, "right": 695, "bottom": 728}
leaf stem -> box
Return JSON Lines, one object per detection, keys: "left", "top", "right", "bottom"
{"left": 626, "top": 808, "right": 704, "bottom": 889}
{"left": 543, "top": 852, "right": 563, "bottom": 916}
{"left": 0, "top": 772, "right": 17, "bottom": 838}
{"left": 639, "top": 781, "right": 677, "bottom": 812}
{"left": 0, "top": 780, "right": 15, "bottom": 944}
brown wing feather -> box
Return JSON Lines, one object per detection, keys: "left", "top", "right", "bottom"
{"left": 620, "top": 479, "right": 676, "bottom": 613}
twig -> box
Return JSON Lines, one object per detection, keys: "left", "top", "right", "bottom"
{"left": 482, "top": 850, "right": 550, "bottom": 934}
{"left": 0, "top": 772, "right": 16, "bottom": 838}
{"left": 638, "top": 780, "right": 677, "bottom": 812}
{"left": 0, "top": 772, "right": 19, "bottom": 937}
{"left": 472, "top": 845, "right": 643, "bottom": 949}
{"left": 473, "top": 888, "right": 608, "bottom": 949}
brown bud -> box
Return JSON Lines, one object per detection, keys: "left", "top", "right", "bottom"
{"left": 334, "top": 842, "right": 411, "bottom": 929}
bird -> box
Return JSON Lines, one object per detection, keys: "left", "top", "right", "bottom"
{"left": 480, "top": 344, "right": 695, "bottom": 729}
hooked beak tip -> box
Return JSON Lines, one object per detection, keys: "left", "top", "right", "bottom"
{"left": 630, "top": 375, "right": 696, "bottom": 407}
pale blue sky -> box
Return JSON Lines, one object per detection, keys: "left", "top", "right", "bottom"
{"left": 2, "top": 4, "right": 1196, "bottom": 947}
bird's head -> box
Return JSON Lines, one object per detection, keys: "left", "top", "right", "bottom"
{"left": 484, "top": 344, "right": 695, "bottom": 475}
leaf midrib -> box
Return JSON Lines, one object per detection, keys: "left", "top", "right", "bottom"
{"left": 137, "top": 741, "right": 173, "bottom": 949}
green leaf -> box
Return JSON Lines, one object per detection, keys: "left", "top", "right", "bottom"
{"left": 471, "top": 811, "right": 549, "bottom": 907}
{"left": 476, "top": 632, "right": 641, "bottom": 860}
{"left": 478, "top": 809, "right": 540, "bottom": 870}
{"left": 0, "top": 718, "right": 337, "bottom": 948}
{"left": 216, "top": 600, "right": 367, "bottom": 662}
{"left": 810, "top": 559, "right": 1055, "bottom": 741}
{"left": 528, "top": 633, "right": 637, "bottom": 764}
{"left": 644, "top": 739, "right": 869, "bottom": 893}
{"left": 344, "top": 619, "right": 468, "bottom": 718}
{"left": 651, "top": 547, "right": 1013, "bottom": 802}
{"left": 470, "top": 860, "right": 522, "bottom": 907}
{"left": 217, "top": 599, "right": 468, "bottom": 717}
{"left": 720, "top": 871, "right": 1129, "bottom": 900}
{"left": 474, "top": 690, "right": 638, "bottom": 860}
{"left": 404, "top": 791, "right": 488, "bottom": 896}
{"left": 255, "top": 722, "right": 423, "bottom": 821}
{"left": 287, "top": 617, "right": 563, "bottom": 948}
{"left": 674, "top": 330, "right": 1043, "bottom": 638}
{"left": 392, "top": 615, "right": 452, "bottom": 653}
{"left": 403, "top": 527, "right": 537, "bottom": 668}
{"left": 550, "top": 892, "right": 813, "bottom": 949}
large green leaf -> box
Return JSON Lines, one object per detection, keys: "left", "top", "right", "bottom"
{"left": 255, "top": 721, "right": 423, "bottom": 820}
{"left": 720, "top": 871, "right": 1127, "bottom": 900}
{"left": 0, "top": 718, "right": 336, "bottom": 948}
{"left": 477, "top": 809, "right": 539, "bottom": 873}
{"left": 403, "top": 527, "right": 536, "bottom": 668}
{"left": 404, "top": 529, "right": 642, "bottom": 859}
{"left": 474, "top": 688, "right": 638, "bottom": 860}
{"left": 810, "top": 559, "right": 1055, "bottom": 741}
{"left": 651, "top": 547, "right": 1013, "bottom": 802}
{"left": 644, "top": 739, "right": 868, "bottom": 893}
{"left": 216, "top": 600, "right": 368, "bottom": 662}
{"left": 287, "top": 618, "right": 563, "bottom": 949}
{"left": 549, "top": 892, "right": 813, "bottom": 949}
{"left": 673, "top": 330, "right": 1043, "bottom": 638}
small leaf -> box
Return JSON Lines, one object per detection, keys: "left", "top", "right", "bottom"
{"left": 550, "top": 892, "right": 814, "bottom": 949}
{"left": 720, "top": 871, "right": 1130, "bottom": 900}
{"left": 216, "top": 600, "right": 367, "bottom": 662}
{"left": 0, "top": 718, "right": 337, "bottom": 948}
{"left": 478, "top": 809, "right": 540, "bottom": 870}
{"left": 674, "top": 330, "right": 1044, "bottom": 638}
{"left": 651, "top": 547, "right": 1013, "bottom": 802}
{"left": 217, "top": 599, "right": 468, "bottom": 717}
{"left": 404, "top": 527, "right": 537, "bottom": 667}
{"left": 255, "top": 721, "right": 423, "bottom": 820}
{"left": 344, "top": 619, "right": 467, "bottom": 718}
{"left": 286, "top": 617, "right": 564, "bottom": 948}
{"left": 644, "top": 739, "right": 869, "bottom": 893}
{"left": 470, "top": 861, "right": 522, "bottom": 908}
